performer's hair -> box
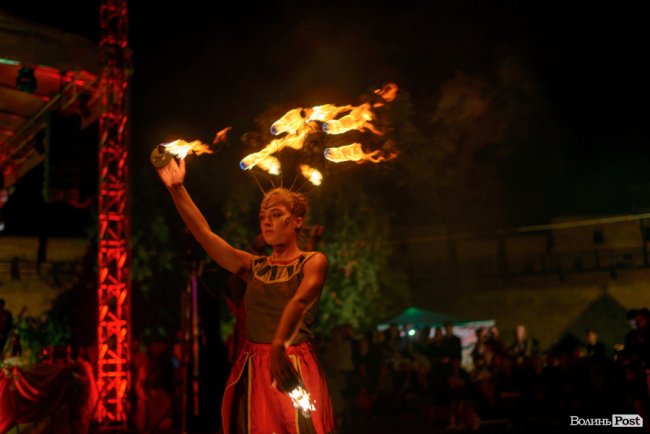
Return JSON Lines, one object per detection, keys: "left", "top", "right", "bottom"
{"left": 261, "top": 188, "right": 308, "bottom": 219}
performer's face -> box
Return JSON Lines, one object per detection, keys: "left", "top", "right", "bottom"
{"left": 259, "top": 197, "right": 303, "bottom": 246}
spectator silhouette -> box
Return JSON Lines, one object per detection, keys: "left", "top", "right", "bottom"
{"left": 584, "top": 329, "right": 606, "bottom": 359}
{"left": 509, "top": 324, "right": 539, "bottom": 362}
{"left": 440, "top": 321, "right": 462, "bottom": 364}
{"left": 621, "top": 308, "right": 650, "bottom": 423}
{"left": 487, "top": 325, "right": 507, "bottom": 356}
{"left": 0, "top": 299, "right": 13, "bottom": 355}
{"left": 627, "top": 308, "right": 639, "bottom": 331}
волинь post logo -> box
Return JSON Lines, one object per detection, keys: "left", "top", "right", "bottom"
{"left": 570, "top": 415, "right": 643, "bottom": 428}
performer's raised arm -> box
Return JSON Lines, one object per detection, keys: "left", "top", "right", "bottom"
{"left": 156, "top": 158, "right": 252, "bottom": 274}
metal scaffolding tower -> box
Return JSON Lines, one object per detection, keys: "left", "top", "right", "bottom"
{"left": 97, "top": 0, "right": 130, "bottom": 428}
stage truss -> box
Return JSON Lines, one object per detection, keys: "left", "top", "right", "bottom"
{"left": 97, "top": 0, "right": 130, "bottom": 428}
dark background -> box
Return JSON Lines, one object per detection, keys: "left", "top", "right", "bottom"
{"left": 2, "top": 0, "right": 648, "bottom": 233}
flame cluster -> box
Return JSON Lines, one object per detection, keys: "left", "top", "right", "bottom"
{"left": 159, "top": 127, "right": 232, "bottom": 160}
{"left": 240, "top": 83, "right": 399, "bottom": 185}
{"left": 288, "top": 385, "right": 316, "bottom": 415}
{"left": 162, "top": 139, "right": 212, "bottom": 160}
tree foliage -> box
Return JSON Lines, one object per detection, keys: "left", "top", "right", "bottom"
{"left": 131, "top": 214, "right": 179, "bottom": 296}
{"left": 131, "top": 213, "right": 185, "bottom": 341}
{"left": 311, "top": 185, "right": 409, "bottom": 333}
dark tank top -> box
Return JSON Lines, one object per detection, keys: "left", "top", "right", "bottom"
{"left": 244, "top": 252, "right": 318, "bottom": 344}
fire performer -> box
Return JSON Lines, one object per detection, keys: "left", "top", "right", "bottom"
{"left": 156, "top": 158, "right": 334, "bottom": 434}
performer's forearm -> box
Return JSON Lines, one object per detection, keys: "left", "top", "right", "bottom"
{"left": 168, "top": 185, "right": 247, "bottom": 274}
{"left": 169, "top": 185, "right": 211, "bottom": 234}
{"left": 272, "top": 298, "right": 309, "bottom": 349}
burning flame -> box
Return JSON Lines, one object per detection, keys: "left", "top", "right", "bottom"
{"left": 270, "top": 108, "right": 305, "bottom": 135}
{"left": 256, "top": 155, "right": 281, "bottom": 175}
{"left": 288, "top": 385, "right": 316, "bottom": 415}
{"left": 321, "top": 103, "right": 381, "bottom": 135}
{"left": 240, "top": 83, "right": 399, "bottom": 180}
{"left": 240, "top": 147, "right": 273, "bottom": 170}
{"left": 300, "top": 164, "right": 323, "bottom": 186}
{"left": 374, "top": 82, "right": 399, "bottom": 103}
{"left": 323, "top": 142, "right": 396, "bottom": 164}
{"left": 213, "top": 126, "right": 232, "bottom": 144}
{"left": 304, "top": 104, "right": 353, "bottom": 123}
{"left": 279, "top": 128, "right": 311, "bottom": 150}
{"left": 269, "top": 104, "right": 355, "bottom": 135}
{"left": 240, "top": 129, "right": 311, "bottom": 170}
{"left": 162, "top": 140, "right": 212, "bottom": 159}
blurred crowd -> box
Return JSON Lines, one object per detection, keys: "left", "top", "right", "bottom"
{"left": 315, "top": 309, "right": 650, "bottom": 432}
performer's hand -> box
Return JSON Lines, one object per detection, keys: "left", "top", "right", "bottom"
{"left": 156, "top": 158, "right": 185, "bottom": 190}
{"left": 270, "top": 344, "right": 300, "bottom": 393}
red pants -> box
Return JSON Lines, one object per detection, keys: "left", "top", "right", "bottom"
{"left": 222, "top": 340, "right": 334, "bottom": 434}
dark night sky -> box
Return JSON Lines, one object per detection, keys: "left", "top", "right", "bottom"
{"left": 2, "top": 0, "right": 649, "bottom": 235}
